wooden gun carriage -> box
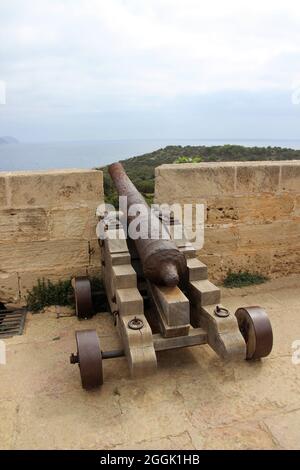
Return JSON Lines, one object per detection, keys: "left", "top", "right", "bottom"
{"left": 70, "top": 163, "right": 273, "bottom": 389}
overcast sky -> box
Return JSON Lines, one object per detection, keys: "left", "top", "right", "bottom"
{"left": 1, "top": 0, "right": 300, "bottom": 142}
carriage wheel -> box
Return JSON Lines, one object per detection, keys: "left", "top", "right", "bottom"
{"left": 73, "top": 277, "right": 94, "bottom": 319}
{"left": 72, "top": 329, "right": 103, "bottom": 389}
{"left": 235, "top": 306, "right": 273, "bottom": 360}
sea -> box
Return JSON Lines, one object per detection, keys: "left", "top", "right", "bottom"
{"left": 1, "top": 138, "right": 300, "bottom": 172}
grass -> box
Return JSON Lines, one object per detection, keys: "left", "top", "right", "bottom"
{"left": 223, "top": 271, "right": 269, "bottom": 288}
{"left": 26, "top": 277, "right": 106, "bottom": 313}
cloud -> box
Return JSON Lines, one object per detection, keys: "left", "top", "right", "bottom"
{"left": 1, "top": 0, "right": 300, "bottom": 140}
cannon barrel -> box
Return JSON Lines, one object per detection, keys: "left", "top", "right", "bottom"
{"left": 108, "top": 162, "right": 187, "bottom": 287}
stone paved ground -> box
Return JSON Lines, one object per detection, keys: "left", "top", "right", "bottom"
{"left": 1, "top": 275, "right": 300, "bottom": 450}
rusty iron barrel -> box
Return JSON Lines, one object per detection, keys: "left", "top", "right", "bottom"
{"left": 108, "top": 162, "right": 187, "bottom": 287}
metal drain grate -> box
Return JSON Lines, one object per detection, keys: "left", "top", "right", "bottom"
{"left": 0, "top": 308, "right": 27, "bottom": 338}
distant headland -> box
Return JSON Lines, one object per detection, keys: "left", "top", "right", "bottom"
{"left": 0, "top": 136, "right": 19, "bottom": 144}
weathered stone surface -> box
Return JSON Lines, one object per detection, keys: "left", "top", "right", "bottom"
{"left": 281, "top": 163, "right": 300, "bottom": 192}
{"left": 294, "top": 195, "right": 300, "bottom": 217}
{"left": 236, "top": 164, "right": 280, "bottom": 194}
{"left": 118, "top": 398, "right": 190, "bottom": 444}
{"left": 202, "top": 225, "right": 239, "bottom": 255}
{"left": 0, "top": 169, "right": 104, "bottom": 302}
{"left": 0, "top": 175, "right": 7, "bottom": 208}
{"left": 211, "top": 251, "right": 272, "bottom": 282}
{"left": 155, "top": 162, "right": 300, "bottom": 281}
{"left": 0, "top": 208, "right": 48, "bottom": 242}
{"left": 8, "top": 169, "right": 103, "bottom": 208}
{"left": 238, "top": 220, "right": 300, "bottom": 250}
{"left": 0, "top": 400, "right": 19, "bottom": 449}
{"left": 48, "top": 207, "right": 96, "bottom": 240}
{"left": 0, "top": 240, "right": 89, "bottom": 271}
{"left": 14, "top": 389, "right": 124, "bottom": 449}
{"left": 271, "top": 249, "right": 300, "bottom": 276}
{"left": 206, "top": 194, "right": 294, "bottom": 224}
{"left": 113, "top": 431, "right": 195, "bottom": 450}
{"left": 264, "top": 410, "right": 300, "bottom": 449}
{"left": 199, "top": 250, "right": 273, "bottom": 282}
{"left": 203, "top": 421, "right": 277, "bottom": 450}
{"left": 88, "top": 238, "right": 101, "bottom": 267}
{"left": 198, "top": 254, "right": 222, "bottom": 281}
{"left": 155, "top": 163, "right": 235, "bottom": 201}
{"left": 0, "top": 272, "right": 19, "bottom": 302}
{"left": 237, "top": 194, "right": 295, "bottom": 223}
{"left": 206, "top": 197, "right": 239, "bottom": 224}
{"left": 0, "top": 276, "right": 299, "bottom": 450}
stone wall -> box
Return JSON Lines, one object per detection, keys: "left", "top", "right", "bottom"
{"left": 155, "top": 161, "right": 300, "bottom": 281}
{"left": 0, "top": 169, "right": 103, "bottom": 302}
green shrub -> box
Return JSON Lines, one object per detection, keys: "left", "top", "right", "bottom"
{"left": 223, "top": 271, "right": 268, "bottom": 288}
{"left": 143, "top": 193, "right": 154, "bottom": 205}
{"left": 26, "top": 279, "right": 73, "bottom": 312}
{"left": 26, "top": 277, "right": 106, "bottom": 313}
{"left": 136, "top": 179, "right": 155, "bottom": 194}
{"left": 174, "top": 156, "right": 203, "bottom": 164}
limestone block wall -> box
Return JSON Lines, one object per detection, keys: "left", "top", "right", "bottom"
{"left": 155, "top": 161, "right": 300, "bottom": 281}
{"left": 0, "top": 169, "right": 103, "bottom": 302}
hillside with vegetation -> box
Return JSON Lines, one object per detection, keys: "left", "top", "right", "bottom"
{"left": 101, "top": 144, "right": 300, "bottom": 205}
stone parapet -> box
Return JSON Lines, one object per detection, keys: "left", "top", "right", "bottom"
{"left": 155, "top": 161, "right": 300, "bottom": 281}
{"left": 0, "top": 169, "right": 103, "bottom": 302}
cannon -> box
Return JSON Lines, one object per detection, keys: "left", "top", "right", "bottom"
{"left": 108, "top": 162, "right": 187, "bottom": 287}
{"left": 70, "top": 163, "right": 273, "bottom": 389}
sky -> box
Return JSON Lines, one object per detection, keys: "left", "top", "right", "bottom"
{"left": 1, "top": 0, "right": 300, "bottom": 142}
